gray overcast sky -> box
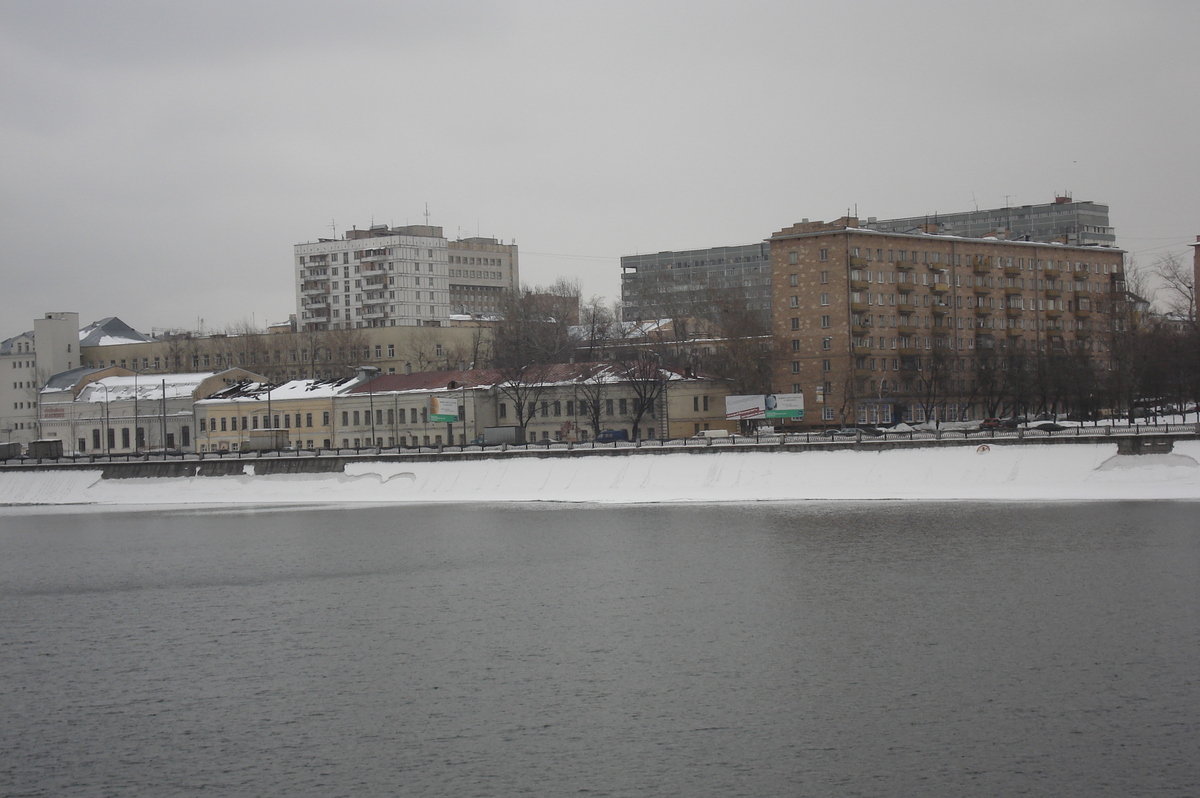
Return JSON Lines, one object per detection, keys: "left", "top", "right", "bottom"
{"left": 2, "top": 0, "right": 1197, "bottom": 334}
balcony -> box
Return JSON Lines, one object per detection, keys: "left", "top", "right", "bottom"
{"left": 358, "top": 261, "right": 387, "bottom": 273}
{"left": 1006, "top": 326, "right": 1023, "bottom": 337}
{"left": 930, "top": 283, "right": 949, "bottom": 294}
{"left": 896, "top": 282, "right": 915, "bottom": 293}
{"left": 895, "top": 260, "right": 915, "bottom": 271}
{"left": 301, "top": 281, "right": 327, "bottom": 294}
{"left": 359, "top": 253, "right": 387, "bottom": 263}
{"left": 849, "top": 257, "right": 868, "bottom": 267}
{"left": 1074, "top": 306, "right": 1092, "bottom": 318}
{"left": 972, "top": 258, "right": 992, "bottom": 274}
{"left": 308, "top": 307, "right": 330, "bottom": 318}
{"left": 1004, "top": 261, "right": 1022, "bottom": 276}
{"left": 974, "top": 305, "right": 992, "bottom": 316}
{"left": 851, "top": 301, "right": 869, "bottom": 312}
{"left": 972, "top": 283, "right": 990, "bottom": 295}
{"left": 898, "top": 345, "right": 919, "bottom": 356}
{"left": 931, "top": 303, "right": 951, "bottom": 315}
{"left": 852, "top": 345, "right": 873, "bottom": 356}
{"left": 1005, "top": 305, "right": 1024, "bottom": 317}
{"left": 1044, "top": 263, "right": 1061, "bottom": 277}
{"left": 1044, "top": 285, "right": 1062, "bottom": 297}
{"left": 850, "top": 278, "right": 869, "bottom": 290}
{"left": 897, "top": 323, "right": 917, "bottom": 335}
{"left": 1045, "top": 306, "right": 1064, "bottom": 318}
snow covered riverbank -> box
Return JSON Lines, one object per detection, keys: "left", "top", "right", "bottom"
{"left": 2, "top": 440, "right": 1198, "bottom": 508}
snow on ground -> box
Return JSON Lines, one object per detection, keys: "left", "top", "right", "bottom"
{"left": 1, "top": 440, "right": 1197, "bottom": 509}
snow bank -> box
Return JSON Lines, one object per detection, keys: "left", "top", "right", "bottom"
{"left": 1, "top": 441, "right": 1198, "bottom": 509}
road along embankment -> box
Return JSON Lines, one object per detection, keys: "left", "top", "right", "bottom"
{"left": 1, "top": 437, "right": 1197, "bottom": 506}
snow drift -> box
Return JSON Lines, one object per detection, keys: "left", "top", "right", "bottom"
{"left": 1, "top": 440, "right": 1197, "bottom": 508}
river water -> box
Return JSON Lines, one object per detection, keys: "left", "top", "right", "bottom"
{"left": 1, "top": 501, "right": 1196, "bottom": 797}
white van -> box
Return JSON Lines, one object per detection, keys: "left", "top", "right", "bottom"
{"left": 693, "top": 429, "right": 731, "bottom": 439}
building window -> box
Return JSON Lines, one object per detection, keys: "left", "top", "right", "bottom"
{"left": 822, "top": 337, "right": 832, "bottom": 350}
{"left": 821, "top": 315, "right": 830, "bottom": 328}
{"left": 820, "top": 271, "right": 829, "bottom": 284}
{"left": 820, "top": 293, "right": 829, "bottom": 306}
{"left": 789, "top": 296, "right": 799, "bottom": 308}
{"left": 499, "top": 403, "right": 507, "bottom": 418}
{"left": 791, "top": 318, "right": 800, "bottom": 330}
{"left": 788, "top": 252, "right": 798, "bottom": 265}
{"left": 819, "top": 249, "right": 828, "bottom": 261}
{"left": 822, "top": 359, "right": 831, "bottom": 372}
{"left": 791, "top": 361, "right": 800, "bottom": 373}
{"left": 791, "top": 339, "right": 800, "bottom": 352}
{"left": 323, "top": 411, "right": 330, "bottom": 426}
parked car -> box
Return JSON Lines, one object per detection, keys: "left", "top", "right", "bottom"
{"left": 981, "top": 418, "right": 1002, "bottom": 429}
{"left": 822, "top": 428, "right": 858, "bottom": 438}
{"left": 1035, "top": 422, "right": 1067, "bottom": 432}
{"left": 595, "top": 429, "right": 629, "bottom": 443}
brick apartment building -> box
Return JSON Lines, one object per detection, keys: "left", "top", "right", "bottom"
{"left": 769, "top": 217, "right": 1125, "bottom": 427}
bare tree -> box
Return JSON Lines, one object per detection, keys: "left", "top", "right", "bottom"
{"left": 575, "top": 296, "right": 619, "bottom": 361}
{"left": 1151, "top": 252, "right": 1196, "bottom": 323}
{"left": 615, "top": 358, "right": 669, "bottom": 440}
{"left": 573, "top": 364, "right": 611, "bottom": 437}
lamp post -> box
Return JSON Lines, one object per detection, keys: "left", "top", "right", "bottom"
{"left": 99, "top": 382, "right": 111, "bottom": 455}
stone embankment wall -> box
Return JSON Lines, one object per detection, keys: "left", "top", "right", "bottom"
{"left": 1, "top": 431, "right": 1194, "bottom": 481}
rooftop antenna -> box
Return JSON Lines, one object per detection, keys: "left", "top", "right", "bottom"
{"left": 329, "top": 218, "right": 337, "bottom": 238}
{"left": 971, "top": 192, "right": 979, "bottom": 211}
{"left": 1004, "top": 194, "right": 1014, "bottom": 207}
{"left": 424, "top": 203, "right": 430, "bottom": 226}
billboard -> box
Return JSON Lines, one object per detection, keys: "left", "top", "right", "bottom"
{"left": 429, "top": 395, "right": 459, "bottom": 423}
{"left": 725, "top": 393, "right": 804, "bottom": 420}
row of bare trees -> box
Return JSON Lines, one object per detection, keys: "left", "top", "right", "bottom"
{"left": 490, "top": 278, "right": 765, "bottom": 440}
{"left": 856, "top": 253, "right": 1199, "bottom": 425}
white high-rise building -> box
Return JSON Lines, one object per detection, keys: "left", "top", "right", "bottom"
{"left": 295, "top": 224, "right": 451, "bottom": 331}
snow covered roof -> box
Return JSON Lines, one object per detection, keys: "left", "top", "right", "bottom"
{"left": 197, "top": 375, "right": 366, "bottom": 405}
{"left": 74, "top": 372, "right": 221, "bottom": 403}
{"left": 78, "top": 317, "right": 153, "bottom": 347}
{"left": 347, "top": 362, "right": 701, "bottom": 397}
{"left": 0, "top": 331, "right": 35, "bottom": 355}
{"left": 41, "top": 366, "right": 113, "bottom": 392}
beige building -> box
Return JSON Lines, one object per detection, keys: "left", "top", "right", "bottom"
{"left": 195, "top": 364, "right": 734, "bottom": 450}
{"left": 769, "top": 217, "right": 1125, "bottom": 427}
{"left": 447, "top": 236, "right": 519, "bottom": 316}
{"left": 81, "top": 323, "right": 492, "bottom": 384}
{"left": 194, "top": 374, "right": 366, "bottom": 453}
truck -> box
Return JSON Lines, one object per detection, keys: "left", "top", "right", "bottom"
{"left": 481, "top": 426, "right": 523, "bottom": 446}
{"left": 27, "top": 439, "right": 63, "bottom": 459}
{"left": 0, "top": 441, "right": 22, "bottom": 460}
{"left": 240, "top": 429, "right": 291, "bottom": 453}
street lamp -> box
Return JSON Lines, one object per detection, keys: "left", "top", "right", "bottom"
{"left": 98, "top": 382, "right": 111, "bottom": 455}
